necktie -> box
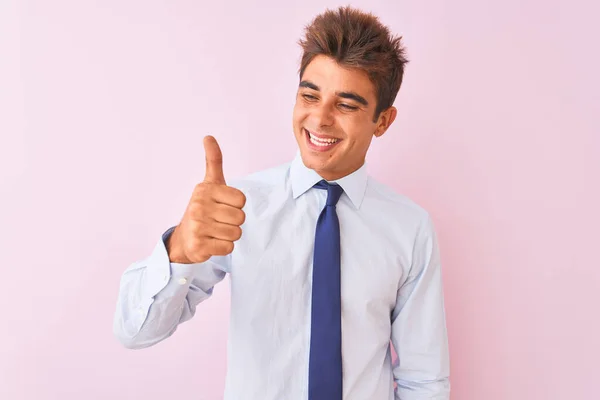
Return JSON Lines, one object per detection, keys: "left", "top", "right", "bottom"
{"left": 308, "top": 180, "right": 344, "bottom": 400}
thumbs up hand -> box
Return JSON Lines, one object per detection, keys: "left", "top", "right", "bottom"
{"left": 167, "top": 136, "right": 247, "bottom": 264}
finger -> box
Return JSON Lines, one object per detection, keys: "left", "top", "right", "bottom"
{"left": 204, "top": 222, "right": 243, "bottom": 242}
{"left": 211, "top": 203, "right": 246, "bottom": 226}
{"left": 203, "top": 135, "right": 226, "bottom": 185}
{"left": 206, "top": 238, "right": 235, "bottom": 256}
{"left": 211, "top": 186, "right": 247, "bottom": 209}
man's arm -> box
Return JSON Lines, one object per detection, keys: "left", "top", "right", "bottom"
{"left": 113, "top": 136, "right": 245, "bottom": 349}
{"left": 112, "top": 226, "right": 230, "bottom": 349}
{"left": 391, "top": 214, "right": 450, "bottom": 399}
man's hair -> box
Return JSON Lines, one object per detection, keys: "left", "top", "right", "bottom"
{"left": 298, "top": 6, "right": 408, "bottom": 121}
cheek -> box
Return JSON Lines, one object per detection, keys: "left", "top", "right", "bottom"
{"left": 342, "top": 121, "right": 375, "bottom": 148}
{"left": 292, "top": 103, "right": 305, "bottom": 125}
{"left": 294, "top": 109, "right": 314, "bottom": 133}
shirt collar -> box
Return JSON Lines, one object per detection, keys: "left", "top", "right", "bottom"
{"left": 290, "top": 150, "right": 368, "bottom": 209}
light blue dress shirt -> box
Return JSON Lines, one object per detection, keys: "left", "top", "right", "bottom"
{"left": 113, "top": 152, "right": 450, "bottom": 400}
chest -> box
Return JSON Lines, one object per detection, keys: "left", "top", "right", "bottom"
{"left": 229, "top": 194, "right": 411, "bottom": 322}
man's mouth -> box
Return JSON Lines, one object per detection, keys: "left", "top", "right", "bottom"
{"left": 304, "top": 128, "right": 341, "bottom": 150}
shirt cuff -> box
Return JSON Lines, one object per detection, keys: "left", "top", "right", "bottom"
{"left": 140, "top": 226, "right": 197, "bottom": 299}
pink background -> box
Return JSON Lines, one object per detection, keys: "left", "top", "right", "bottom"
{"left": 1, "top": 1, "right": 599, "bottom": 399}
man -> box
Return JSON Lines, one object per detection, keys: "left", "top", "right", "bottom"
{"left": 114, "top": 6, "right": 450, "bottom": 400}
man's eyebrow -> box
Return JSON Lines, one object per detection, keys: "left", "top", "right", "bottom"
{"left": 337, "top": 91, "right": 368, "bottom": 106}
{"left": 299, "top": 80, "right": 319, "bottom": 91}
{"left": 299, "top": 80, "right": 369, "bottom": 106}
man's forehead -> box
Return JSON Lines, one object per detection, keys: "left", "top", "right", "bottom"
{"left": 304, "top": 58, "right": 369, "bottom": 81}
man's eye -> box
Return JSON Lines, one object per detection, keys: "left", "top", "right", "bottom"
{"left": 302, "top": 94, "right": 318, "bottom": 101}
{"left": 339, "top": 103, "right": 358, "bottom": 111}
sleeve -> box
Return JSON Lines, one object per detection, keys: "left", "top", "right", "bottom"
{"left": 113, "top": 226, "right": 231, "bottom": 349}
{"left": 391, "top": 214, "right": 451, "bottom": 399}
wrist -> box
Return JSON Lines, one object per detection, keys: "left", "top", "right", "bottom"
{"left": 166, "top": 226, "right": 191, "bottom": 264}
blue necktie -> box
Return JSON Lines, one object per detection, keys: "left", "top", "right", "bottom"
{"left": 308, "top": 180, "right": 344, "bottom": 400}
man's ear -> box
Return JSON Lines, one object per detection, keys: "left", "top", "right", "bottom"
{"left": 374, "top": 106, "right": 397, "bottom": 138}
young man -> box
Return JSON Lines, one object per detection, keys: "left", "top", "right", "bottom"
{"left": 114, "top": 6, "right": 450, "bottom": 400}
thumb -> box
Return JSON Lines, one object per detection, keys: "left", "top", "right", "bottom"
{"left": 203, "top": 135, "right": 226, "bottom": 184}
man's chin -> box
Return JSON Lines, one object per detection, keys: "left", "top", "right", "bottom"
{"left": 299, "top": 150, "right": 337, "bottom": 174}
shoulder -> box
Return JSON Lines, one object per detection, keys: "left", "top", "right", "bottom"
{"left": 227, "top": 161, "right": 292, "bottom": 204}
{"left": 363, "top": 175, "right": 433, "bottom": 233}
{"left": 226, "top": 161, "right": 292, "bottom": 220}
{"left": 366, "top": 176, "right": 429, "bottom": 216}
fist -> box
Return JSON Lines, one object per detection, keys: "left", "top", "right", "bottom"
{"left": 168, "top": 135, "right": 246, "bottom": 264}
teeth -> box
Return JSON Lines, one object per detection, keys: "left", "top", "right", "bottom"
{"left": 307, "top": 130, "right": 339, "bottom": 146}
{"left": 310, "top": 137, "right": 331, "bottom": 146}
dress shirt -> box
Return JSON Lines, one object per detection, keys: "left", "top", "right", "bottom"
{"left": 113, "top": 152, "right": 450, "bottom": 400}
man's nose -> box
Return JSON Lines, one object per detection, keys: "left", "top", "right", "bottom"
{"left": 312, "top": 102, "right": 335, "bottom": 127}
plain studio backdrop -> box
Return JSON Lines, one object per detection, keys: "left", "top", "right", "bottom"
{"left": 1, "top": 1, "right": 598, "bottom": 399}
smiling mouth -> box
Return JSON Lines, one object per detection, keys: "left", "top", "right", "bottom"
{"left": 304, "top": 128, "right": 341, "bottom": 149}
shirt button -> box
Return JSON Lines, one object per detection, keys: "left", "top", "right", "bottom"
{"left": 177, "top": 278, "right": 188, "bottom": 285}
{"left": 163, "top": 275, "right": 169, "bottom": 282}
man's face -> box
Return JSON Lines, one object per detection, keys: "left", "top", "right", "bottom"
{"left": 293, "top": 55, "right": 396, "bottom": 180}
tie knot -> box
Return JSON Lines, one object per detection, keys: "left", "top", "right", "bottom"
{"left": 314, "top": 180, "right": 344, "bottom": 206}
